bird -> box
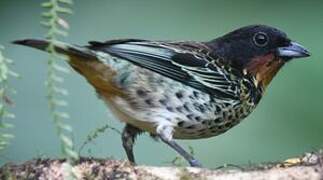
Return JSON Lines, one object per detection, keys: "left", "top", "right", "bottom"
{"left": 14, "top": 25, "right": 310, "bottom": 167}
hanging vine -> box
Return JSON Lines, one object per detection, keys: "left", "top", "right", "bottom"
{"left": 0, "top": 46, "right": 18, "bottom": 151}
{"left": 41, "top": 0, "right": 78, "bottom": 178}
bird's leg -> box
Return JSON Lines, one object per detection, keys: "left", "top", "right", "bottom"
{"left": 121, "top": 124, "right": 142, "bottom": 164}
{"left": 157, "top": 126, "right": 203, "bottom": 167}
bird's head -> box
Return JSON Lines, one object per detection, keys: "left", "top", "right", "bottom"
{"left": 208, "top": 25, "right": 310, "bottom": 88}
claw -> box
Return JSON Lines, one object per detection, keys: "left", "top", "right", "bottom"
{"left": 189, "top": 159, "right": 203, "bottom": 168}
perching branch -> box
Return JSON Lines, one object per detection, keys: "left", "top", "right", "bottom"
{"left": 1, "top": 151, "right": 322, "bottom": 180}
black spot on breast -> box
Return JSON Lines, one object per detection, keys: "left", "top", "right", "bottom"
{"left": 215, "top": 105, "right": 221, "bottom": 113}
{"left": 232, "top": 120, "right": 240, "bottom": 126}
{"left": 159, "top": 99, "right": 167, "bottom": 106}
{"left": 239, "top": 108, "right": 244, "bottom": 114}
{"left": 177, "top": 121, "right": 185, "bottom": 127}
{"left": 197, "top": 128, "right": 206, "bottom": 133}
{"left": 211, "top": 129, "right": 218, "bottom": 134}
{"left": 209, "top": 98, "right": 216, "bottom": 103}
{"left": 223, "top": 112, "right": 228, "bottom": 119}
{"left": 203, "top": 103, "right": 211, "bottom": 111}
{"left": 213, "top": 118, "right": 222, "bottom": 123}
{"left": 218, "top": 125, "right": 226, "bottom": 130}
{"left": 119, "top": 74, "right": 129, "bottom": 85}
{"left": 186, "top": 114, "right": 194, "bottom": 121}
{"left": 198, "top": 132, "right": 207, "bottom": 137}
{"left": 193, "top": 91, "right": 199, "bottom": 98}
{"left": 186, "top": 125, "right": 195, "bottom": 129}
{"left": 176, "top": 106, "right": 183, "bottom": 113}
{"left": 224, "top": 102, "right": 233, "bottom": 108}
{"left": 175, "top": 91, "right": 184, "bottom": 99}
{"left": 210, "top": 126, "right": 218, "bottom": 130}
{"left": 194, "top": 103, "right": 206, "bottom": 113}
{"left": 235, "top": 113, "right": 240, "bottom": 120}
{"left": 195, "top": 116, "right": 202, "bottom": 122}
{"left": 145, "top": 99, "right": 153, "bottom": 106}
{"left": 224, "top": 122, "right": 233, "bottom": 128}
{"left": 183, "top": 103, "right": 191, "bottom": 112}
{"left": 229, "top": 85, "right": 236, "bottom": 91}
{"left": 166, "top": 106, "right": 174, "bottom": 112}
{"left": 207, "top": 121, "right": 213, "bottom": 126}
{"left": 157, "top": 78, "right": 165, "bottom": 84}
{"left": 136, "top": 89, "right": 147, "bottom": 97}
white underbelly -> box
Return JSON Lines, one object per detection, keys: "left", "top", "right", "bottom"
{"left": 104, "top": 96, "right": 158, "bottom": 134}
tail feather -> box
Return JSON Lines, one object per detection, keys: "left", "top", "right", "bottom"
{"left": 13, "top": 39, "right": 95, "bottom": 59}
{"left": 14, "top": 38, "right": 122, "bottom": 97}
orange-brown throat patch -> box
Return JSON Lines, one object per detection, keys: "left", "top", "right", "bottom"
{"left": 245, "top": 53, "right": 284, "bottom": 89}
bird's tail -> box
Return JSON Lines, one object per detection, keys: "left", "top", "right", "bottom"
{"left": 13, "top": 39, "right": 95, "bottom": 59}
{"left": 13, "top": 39, "right": 122, "bottom": 97}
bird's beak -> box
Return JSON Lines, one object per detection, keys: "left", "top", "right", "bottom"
{"left": 277, "top": 42, "right": 310, "bottom": 59}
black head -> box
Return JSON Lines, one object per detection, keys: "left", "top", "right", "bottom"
{"left": 207, "top": 25, "right": 310, "bottom": 69}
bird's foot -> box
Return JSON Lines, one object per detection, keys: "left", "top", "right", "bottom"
{"left": 189, "top": 159, "right": 203, "bottom": 168}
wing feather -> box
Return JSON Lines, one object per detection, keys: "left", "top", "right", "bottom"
{"left": 90, "top": 40, "right": 240, "bottom": 99}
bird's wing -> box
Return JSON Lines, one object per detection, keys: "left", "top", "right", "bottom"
{"left": 88, "top": 39, "right": 240, "bottom": 99}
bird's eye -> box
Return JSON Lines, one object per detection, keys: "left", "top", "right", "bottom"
{"left": 253, "top": 32, "right": 269, "bottom": 47}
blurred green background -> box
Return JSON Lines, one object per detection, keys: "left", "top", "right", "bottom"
{"left": 0, "top": 0, "right": 322, "bottom": 168}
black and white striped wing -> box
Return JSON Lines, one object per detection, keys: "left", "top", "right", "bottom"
{"left": 90, "top": 40, "right": 240, "bottom": 99}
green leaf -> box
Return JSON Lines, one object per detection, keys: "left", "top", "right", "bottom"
{"left": 4, "top": 112, "right": 15, "bottom": 119}
{"left": 54, "top": 28, "right": 68, "bottom": 37}
{"left": 53, "top": 64, "right": 70, "bottom": 73}
{"left": 54, "top": 99, "right": 68, "bottom": 106}
{"left": 1, "top": 134, "right": 14, "bottom": 139}
{"left": 57, "top": 18, "right": 70, "bottom": 29}
{"left": 56, "top": 7, "right": 73, "bottom": 14}
{"left": 8, "top": 70, "right": 19, "bottom": 78}
{"left": 58, "top": 0, "right": 73, "bottom": 5}
{"left": 42, "top": 12, "right": 53, "bottom": 18}
{"left": 41, "top": 21, "right": 51, "bottom": 27}
{"left": 55, "top": 112, "right": 70, "bottom": 119}
{"left": 60, "top": 134, "right": 73, "bottom": 147}
{"left": 0, "top": 123, "right": 14, "bottom": 129}
{"left": 64, "top": 148, "right": 79, "bottom": 160}
{"left": 41, "top": 2, "right": 53, "bottom": 8}
{"left": 57, "top": 122, "right": 73, "bottom": 132}
{"left": 0, "top": 141, "right": 9, "bottom": 146}
{"left": 4, "top": 58, "right": 13, "bottom": 64}
{"left": 55, "top": 53, "right": 69, "bottom": 60}
{"left": 52, "top": 75, "right": 64, "bottom": 83}
{"left": 54, "top": 87, "right": 69, "bottom": 96}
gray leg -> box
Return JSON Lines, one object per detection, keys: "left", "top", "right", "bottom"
{"left": 121, "top": 124, "right": 142, "bottom": 164}
{"left": 158, "top": 132, "right": 202, "bottom": 167}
